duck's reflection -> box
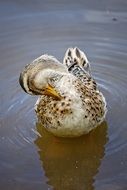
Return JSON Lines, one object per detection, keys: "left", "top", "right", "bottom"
{"left": 34, "top": 122, "right": 108, "bottom": 190}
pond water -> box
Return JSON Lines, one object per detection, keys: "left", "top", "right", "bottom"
{"left": 0, "top": 1, "right": 127, "bottom": 189}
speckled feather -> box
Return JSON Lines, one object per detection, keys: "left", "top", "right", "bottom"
{"left": 19, "top": 48, "right": 107, "bottom": 137}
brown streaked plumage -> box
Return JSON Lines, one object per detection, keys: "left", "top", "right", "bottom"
{"left": 19, "top": 49, "right": 107, "bottom": 137}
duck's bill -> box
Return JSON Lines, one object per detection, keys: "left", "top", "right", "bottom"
{"left": 44, "top": 84, "right": 61, "bottom": 100}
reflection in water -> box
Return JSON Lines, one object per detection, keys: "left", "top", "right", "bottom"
{"left": 1, "top": 0, "right": 127, "bottom": 189}
{"left": 35, "top": 121, "right": 108, "bottom": 190}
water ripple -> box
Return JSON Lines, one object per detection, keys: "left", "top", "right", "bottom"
{"left": 0, "top": 2, "right": 127, "bottom": 189}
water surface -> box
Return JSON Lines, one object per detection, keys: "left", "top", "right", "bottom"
{"left": 0, "top": 1, "right": 127, "bottom": 189}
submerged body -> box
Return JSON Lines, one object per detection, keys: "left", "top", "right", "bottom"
{"left": 19, "top": 47, "right": 107, "bottom": 137}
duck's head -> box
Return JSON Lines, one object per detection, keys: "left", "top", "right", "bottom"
{"left": 19, "top": 54, "right": 68, "bottom": 99}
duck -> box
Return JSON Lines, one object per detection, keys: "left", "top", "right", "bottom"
{"left": 19, "top": 47, "right": 107, "bottom": 137}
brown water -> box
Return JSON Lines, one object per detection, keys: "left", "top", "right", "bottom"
{"left": 0, "top": 1, "right": 127, "bottom": 190}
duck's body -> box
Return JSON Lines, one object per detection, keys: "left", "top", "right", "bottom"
{"left": 35, "top": 74, "right": 106, "bottom": 137}
{"left": 19, "top": 47, "right": 107, "bottom": 137}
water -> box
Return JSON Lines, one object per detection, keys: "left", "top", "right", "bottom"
{"left": 0, "top": 1, "right": 127, "bottom": 189}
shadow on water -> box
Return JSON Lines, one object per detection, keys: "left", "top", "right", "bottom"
{"left": 35, "top": 121, "right": 108, "bottom": 190}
